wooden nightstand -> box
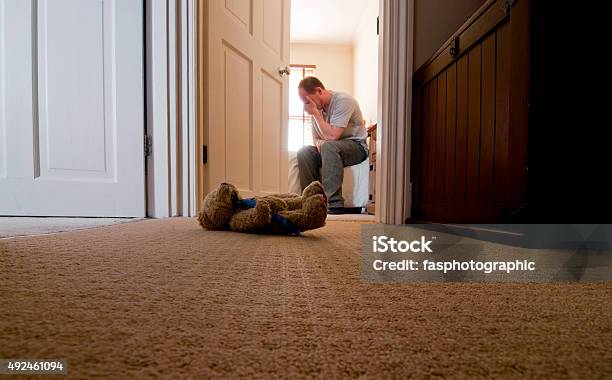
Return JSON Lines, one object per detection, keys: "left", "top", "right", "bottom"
{"left": 366, "top": 124, "right": 377, "bottom": 215}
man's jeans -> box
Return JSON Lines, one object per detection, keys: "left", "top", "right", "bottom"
{"left": 297, "top": 140, "right": 368, "bottom": 208}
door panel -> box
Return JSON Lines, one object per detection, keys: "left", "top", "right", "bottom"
{"left": 225, "top": 0, "right": 252, "bottom": 33}
{"left": 41, "top": 0, "right": 108, "bottom": 176}
{"left": 260, "top": 70, "right": 282, "bottom": 193}
{"left": 1, "top": 0, "right": 35, "bottom": 180}
{"left": 205, "top": 0, "right": 289, "bottom": 199}
{"left": 224, "top": 43, "right": 253, "bottom": 191}
{"left": 0, "top": 0, "right": 145, "bottom": 216}
{"left": 262, "top": 0, "right": 283, "bottom": 57}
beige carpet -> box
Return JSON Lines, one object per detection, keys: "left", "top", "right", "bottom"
{"left": 1, "top": 218, "right": 611, "bottom": 379}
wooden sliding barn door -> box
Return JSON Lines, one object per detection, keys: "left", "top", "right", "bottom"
{"left": 411, "top": 0, "right": 530, "bottom": 223}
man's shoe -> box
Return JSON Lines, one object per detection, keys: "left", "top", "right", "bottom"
{"left": 327, "top": 207, "right": 346, "bottom": 215}
{"left": 343, "top": 207, "right": 363, "bottom": 214}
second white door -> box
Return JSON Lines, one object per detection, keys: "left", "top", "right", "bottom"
{"left": 204, "top": 0, "right": 290, "bottom": 197}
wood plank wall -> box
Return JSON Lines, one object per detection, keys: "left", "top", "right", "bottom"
{"left": 411, "top": 0, "right": 529, "bottom": 223}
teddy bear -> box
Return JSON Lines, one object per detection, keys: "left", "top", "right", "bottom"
{"left": 198, "top": 181, "right": 328, "bottom": 235}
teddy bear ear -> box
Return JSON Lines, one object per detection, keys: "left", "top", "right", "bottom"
{"left": 217, "top": 183, "right": 237, "bottom": 206}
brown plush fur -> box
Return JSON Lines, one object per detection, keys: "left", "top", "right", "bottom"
{"left": 198, "top": 181, "right": 327, "bottom": 235}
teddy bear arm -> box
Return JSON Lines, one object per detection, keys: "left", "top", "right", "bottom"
{"left": 229, "top": 202, "right": 272, "bottom": 232}
{"left": 256, "top": 196, "right": 288, "bottom": 213}
{"left": 282, "top": 197, "right": 302, "bottom": 211}
{"left": 272, "top": 193, "right": 300, "bottom": 199}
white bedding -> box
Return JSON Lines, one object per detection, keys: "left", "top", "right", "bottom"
{"left": 288, "top": 150, "right": 369, "bottom": 208}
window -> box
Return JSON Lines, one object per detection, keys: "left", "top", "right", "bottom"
{"left": 288, "top": 64, "right": 316, "bottom": 152}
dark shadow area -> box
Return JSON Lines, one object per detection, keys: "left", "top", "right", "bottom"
{"left": 412, "top": 224, "right": 612, "bottom": 250}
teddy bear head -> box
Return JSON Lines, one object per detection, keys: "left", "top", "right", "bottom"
{"left": 198, "top": 182, "right": 239, "bottom": 230}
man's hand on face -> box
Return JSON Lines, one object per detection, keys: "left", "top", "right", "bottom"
{"left": 303, "top": 96, "right": 318, "bottom": 116}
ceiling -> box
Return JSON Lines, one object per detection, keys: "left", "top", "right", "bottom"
{"left": 290, "top": 0, "right": 369, "bottom": 44}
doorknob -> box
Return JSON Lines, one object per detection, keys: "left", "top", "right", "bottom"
{"left": 278, "top": 66, "right": 290, "bottom": 77}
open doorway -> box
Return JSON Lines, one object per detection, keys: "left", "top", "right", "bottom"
{"left": 287, "top": 0, "right": 380, "bottom": 218}
{"left": 196, "top": 0, "right": 394, "bottom": 220}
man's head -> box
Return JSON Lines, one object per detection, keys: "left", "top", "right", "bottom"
{"left": 298, "top": 76, "right": 331, "bottom": 110}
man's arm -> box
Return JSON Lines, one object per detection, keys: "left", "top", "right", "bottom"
{"left": 311, "top": 118, "right": 322, "bottom": 143}
{"left": 311, "top": 122, "right": 325, "bottom": 152}
{"left": 310, "top": 110, "right": 344, "bottom": 140}
{"left": 304, "top": 96, "right": 345, "bottom": 141}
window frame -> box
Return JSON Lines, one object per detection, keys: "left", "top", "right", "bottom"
{"left": 288, "top": 64, "right": 316, "bottom": 152}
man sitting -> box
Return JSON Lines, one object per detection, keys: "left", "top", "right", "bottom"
{"left": 297, "top": 77, "right": 368, "bottom": 215}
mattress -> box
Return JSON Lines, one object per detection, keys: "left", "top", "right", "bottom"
{"left": 288, "top": 150, "right": 369, "bottom": 208}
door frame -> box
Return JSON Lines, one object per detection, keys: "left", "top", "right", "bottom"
{"left": 375, "top": 0, "right": 415, "bottom": 224}
{"left": 145, "top": 0, "right": 197, "bottom": 218}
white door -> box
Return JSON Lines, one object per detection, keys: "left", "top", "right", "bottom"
{"left": 204, "top": 0, "right": 290, "bottom": 197}
{"left": 0, "top": 0, "right": 145, "bottom": 217}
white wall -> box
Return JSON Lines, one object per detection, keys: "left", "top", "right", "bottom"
{"left": 352, "top": 0, "right": 379, "bottom": 126}
{"left": 290, "top": 43, "right": 354, "bottom": 95}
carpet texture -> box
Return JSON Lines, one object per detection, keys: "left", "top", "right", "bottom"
{"left": 1, "top": 218, "right": 611, "bottom": 379}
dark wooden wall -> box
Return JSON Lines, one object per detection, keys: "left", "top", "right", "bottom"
{"left": 411, "top": 0, "right": 530, "bottom": 223}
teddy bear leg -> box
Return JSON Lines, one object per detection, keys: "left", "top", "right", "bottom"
{"left": 278, "top": 194, "right": 327, "bottom": 232}
{"left": 229, "top": 201, "right": 272, "bottom": 232}
{"left": 279, "top": 181, "right": 325, "bottom": 212}
{"left": 302, "top": 181, "right": 326, "bottom": 199}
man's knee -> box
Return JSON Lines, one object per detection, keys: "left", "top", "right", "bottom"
{"left": 320, "top": 140, "right": 341, "bottom": 156}
{"left": 297, "top": 145, "right": 315, "bottom": 160}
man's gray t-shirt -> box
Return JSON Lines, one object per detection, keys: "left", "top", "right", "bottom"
{"left": 312, "top": 91, "right": 368, "bottom": 151}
